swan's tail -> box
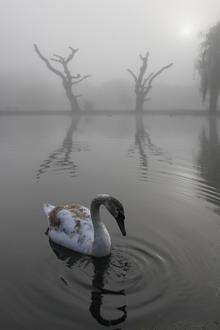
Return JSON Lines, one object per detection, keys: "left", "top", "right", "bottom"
{"left": 43, "top": 203, "right": 56, "bottom": 219}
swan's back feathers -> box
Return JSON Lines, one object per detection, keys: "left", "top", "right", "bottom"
{"left": 63, "top": 204, "right": 91, "bottom": 221}
{"left": 45, "top": 203, "right": 94, "bottom": 254}
{"left": 48, "top": 204, "right": 91, "bottom": 228}
{"left": 49, "top": 206, "right": 63, "bottom": 227}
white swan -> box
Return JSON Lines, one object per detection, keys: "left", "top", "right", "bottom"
{"left": 43, "top": 194, "right": 126, "bottom": 257}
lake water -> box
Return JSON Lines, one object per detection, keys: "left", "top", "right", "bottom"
{"left": 1, "top": 114, "right": 220, "bottom": 329}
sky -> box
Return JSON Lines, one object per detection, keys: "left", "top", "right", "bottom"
{"left": 1, "top": 0, "right": 220, "bottom": 86}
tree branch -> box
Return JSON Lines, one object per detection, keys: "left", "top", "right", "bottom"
{"left": 53, "top": 54, "right": 65, "bottom": 62}
{"left": 148, "top": 63, "right": 173, "bottom": 85}
{"left": 71, "top": 74, "right": 81, "bottom": 80}
{"left": 34, "top": 44, "right": 65, "bottom": 79}
{"left": 139, "top": 51, "right": 149, "bottom": 62}
{"left": 138, "top": 52, "right": 150, "bottom": 85}
{"left": 65, "top": 47, "right": 79, "bottom": 63}
{"left": 50, "top": 58, "right": 62, "bottom": 63}
{"left": 72, "top": 75, "right": 91, "bottom": 85}
{"left": 127, "top": 69, "right": 138, "bottom": 82}
{"left": 143, "top": 85, "right": 152, "bottom": 97}
{"left": 143, "top": 73, "right": 154, "bottom": 86}
{"left": 143, "top": 63, "right": 173, "bottom": 97}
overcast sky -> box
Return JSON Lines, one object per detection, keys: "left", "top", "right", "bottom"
{"left": 1, "top": 0, "right": 220, "bottom": 86}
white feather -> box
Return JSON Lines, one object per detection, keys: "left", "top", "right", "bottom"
{"left": 44, "top": 204, "right": 111, "bottom": 256}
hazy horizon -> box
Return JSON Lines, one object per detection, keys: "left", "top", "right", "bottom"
{"left": 3, "top": 1, "right": 220, "bottom": 84}
{"left": 2, "top": 1, "right": 220, "bottom": 110}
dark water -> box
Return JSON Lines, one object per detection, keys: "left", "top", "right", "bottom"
{"left": 1, "top": 114, "right": 220, "bottom": 329}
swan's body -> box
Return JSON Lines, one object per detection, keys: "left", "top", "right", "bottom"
{"left": 43, "top": 195, "right": 126, "bottom": 257}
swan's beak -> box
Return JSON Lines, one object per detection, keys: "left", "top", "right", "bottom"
{"left": 116, "top": 213, "right": 126, "bottom": 236}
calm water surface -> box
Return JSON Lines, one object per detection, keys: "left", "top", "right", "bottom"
{"left": 1, "top": 114, "right": 220, "bottom": 329}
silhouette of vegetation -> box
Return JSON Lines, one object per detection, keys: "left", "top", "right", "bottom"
{"left": 127, "top": 52, "right": 173, "bottom": 112}
{"left": 196, "top": 22, "right": 220, "bottom": 112}
{"left": 34, "top": 44, "right": 90, "bottom": 113}
{"left": 197, "top": 116, "right": 220, "bottom": 209}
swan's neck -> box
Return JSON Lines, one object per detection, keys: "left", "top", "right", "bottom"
{"left": 90, "top": 197, "right": 111, "bottom": 257}
{"left": 90, "top": 198, "right": 102, "bottom": 227}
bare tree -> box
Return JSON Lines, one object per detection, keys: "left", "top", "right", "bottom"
{"left": 127, "top": 52, "right": 173, "bottom": 112}
{"left": 34, "top": 44, "right": 90, "bottom": 113}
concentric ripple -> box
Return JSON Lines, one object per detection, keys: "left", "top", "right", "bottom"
{"left": 108, "top": 238, "right": 171, "bottom": 309}
{"left": 6, "top": 234, "right": 194, "bottom": 330}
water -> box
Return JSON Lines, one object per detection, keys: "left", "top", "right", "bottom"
{"left": 1, "top": 113, "right": 220, "bottom": 329}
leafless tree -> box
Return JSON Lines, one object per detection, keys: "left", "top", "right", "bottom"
{"left": 34, "top": 44, "right": 90, "bottom": 113}
{"left": 127, "top": 52, "right": 173, "bottom": 112}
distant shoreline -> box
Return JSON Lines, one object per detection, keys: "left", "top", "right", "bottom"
{"left": 0, "top": 109, "right": 218, "bottom": 116}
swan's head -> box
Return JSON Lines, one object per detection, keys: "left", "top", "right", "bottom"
{"left": 100, "top": 195, "right": 126, "bottom": 236}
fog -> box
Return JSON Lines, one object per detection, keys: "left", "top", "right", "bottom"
{"left": 2, "top": 0, "right": 220, "bottom": 110}
{"left": 3, "top": 2, "right": 220, "bottom": 328}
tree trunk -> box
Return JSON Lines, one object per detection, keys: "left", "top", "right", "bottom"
{"left": 135, "top": 96, "right": 144, "bottom": 112}
{"left": 209, "top": 87, "right": 219, "bottom": 113}
{"left": 64, "top": 83, "right": 81, "bottom": 113}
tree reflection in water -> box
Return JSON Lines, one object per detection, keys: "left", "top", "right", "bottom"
{"left": 36, "top": 115, "right": 89, "bottom": 180}
{"left": 49, "top": 240, "right": 127, "bottom": 328}
{"left": 197, "top": 115, "right": 220, "bottom": 209}
{"left": 128, "top": 114, "right": 169, "bottom": 178}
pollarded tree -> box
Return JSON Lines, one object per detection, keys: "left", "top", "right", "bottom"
{"left": 34, "top": 44, "right": 90, "bottom": 113}
{"left": 127, "top": 52, "right": 173, "bottom": 112}
{"left": 197, "top": 22, "right": 220, "bottom": 113}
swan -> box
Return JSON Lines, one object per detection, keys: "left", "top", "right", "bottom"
{"left": 43, "top": 194, "right": 126, "bottom": 257}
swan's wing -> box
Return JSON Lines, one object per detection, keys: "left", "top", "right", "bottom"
{"left": 48, "top": 205, "right": 94, "bottom": 254}
{"left": 48, "top": 204, "right": 91, "bottom": 228}
{"left": 64, "top": 204, "right": 91, "bottom": 221}
{"left": 49, "top": 222, "right": 94, "bottom": 255}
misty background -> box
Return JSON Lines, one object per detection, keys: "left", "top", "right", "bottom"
{"left": 2, "top": 0, "right": 220, "bottom": 111}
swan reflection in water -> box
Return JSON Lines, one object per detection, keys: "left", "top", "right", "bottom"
{"left": 49, "top": 239, "right": 127, "bottom": 328}
{"left": 36, "top": 115, "right": 89, "bottom": 180}
{"left": 197, "top": 115, "right": 220, "bottom": 210}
